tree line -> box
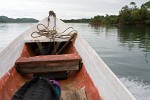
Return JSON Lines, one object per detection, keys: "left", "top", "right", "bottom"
{"left": 62, "top": 18, "right": 90, "bottom": 23}
{"left": 0, "top": 16, "right": 39, "bottom": 23}
{"left": 90, "top": 1, "right": 150, "bottom": 26}
{"left": 63, "top": 1, "right": 150, "bottom": 26}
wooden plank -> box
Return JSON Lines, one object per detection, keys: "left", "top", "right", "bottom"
{"left": 16, "top": 53, "right": 81, "bottom": 63}
{"left": 51, "top": 42, "right": 61, "bottom": 54}
{"left": 61, "top": 88, "right": 87, "bottom": 100}
{"left": 15, "top": 53, "right": 81, "bottom": 74}
{"left": 57, "top": 33, "right": 77, "bottom": 54}
{"left": 36, "top": 42, "right": 46, "bottom": 55}
{"left": 18, "top": 61, "right": 79, "bottom": 74}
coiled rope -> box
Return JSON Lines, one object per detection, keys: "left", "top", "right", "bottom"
{"left": 31, "top": 11, "right": 77, "bottom": 40}
{"left": 31, "top": 11, "right": 77, "bottom": 55}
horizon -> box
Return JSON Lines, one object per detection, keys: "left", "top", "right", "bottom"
{"left": 0, "top": 15, "right": 116, "bottom": 20}
{"left": 0, "top": 0, "right": 149, "bottom": 20}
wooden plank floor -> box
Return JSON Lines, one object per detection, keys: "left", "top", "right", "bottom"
{"left": 61, "top": 88, "right": 87, "bottom": 100}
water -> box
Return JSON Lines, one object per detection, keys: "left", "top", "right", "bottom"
{"left": 0, "top": 23, "right": 150, "bottom": 100}
{"left": 0, "top": 23, "right": 35, "bottom": 51}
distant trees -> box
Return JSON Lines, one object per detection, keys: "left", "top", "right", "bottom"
{"left": 89, "top": 15, "right": 105, "bottom": 26}
{"left": 0, "top": 16, "right": 39, "bottom": 23}
{"left": 62, "top": 18, "right": 90, "bottom": 23}
{"left": 130, "top": 2, "right": 136, "bottom": 8}
{"left": 119, "top": 1, "right": 150, "bottom": 25}
{"left": 89, "top": 15, "right": 118, "bottom": 26}
{"left": 90, "top": 1, "right": 150, "bottom": 26}
{"left": 143, "top": 1, "right": 150, "bottom": 9}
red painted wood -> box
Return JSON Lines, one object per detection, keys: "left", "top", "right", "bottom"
{"left": 20, "top": 45, "right": 32, "bottom": 57}
{"left": 0, "top": 42, "right": 102, "bottom": 100}
{"left": 62, "top": 42, "right": 77, "bottom": 54}
{"left": 0, "top": 67, "right": 29, "bottom": 100}
{"left": 16, "top": 53, "right": 81, "bottom": 63}
{"left": 59, "top": 64, "right": 102, "bottom": 100}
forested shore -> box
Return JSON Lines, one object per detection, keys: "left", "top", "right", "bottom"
{"left": 0, "top": 16, "right": 38, "bottom": 23}
{"left": 63, "top": 1, "right": 150, "bottom": 26}
{"left": 90, "top": 1, "right": 150, "bottom": 26}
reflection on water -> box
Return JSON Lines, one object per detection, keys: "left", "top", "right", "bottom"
{"left": 0, "top": 23, "right": 150, "bottom": 100}
{"left": 118, "top": 26, "right": 150, "bottom": 65}
{"left": 118, "top": 26, "right": 150, "bottom": 53}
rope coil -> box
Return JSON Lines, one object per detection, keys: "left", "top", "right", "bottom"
{"left": 31, "top": 11, "right": 78, "bottom": 55}
{"left": 31, "top": 11, "right": 77, "bottom": 40}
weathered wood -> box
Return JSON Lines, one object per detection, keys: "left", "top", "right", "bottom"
{"left": 51, "top": 42, "right": 61, "bottom": 54}
{"left": 17, "top": 61, "right": 79, "bottom": 74}
{"left": 16, "top": 53, "right": 81, "bottom": 63}
{"left": 16, "top": 53, "right": 81, "bottom": 74}
{"left": 57, "top": 33, "right": 77, "bottom": 54}
{"left": 61, "top": 88, "right": 87, "bottom": 100}
{"left": 36, "top": 42, "right": 46, "bottom": 55}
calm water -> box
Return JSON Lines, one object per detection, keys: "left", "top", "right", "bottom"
{"left": 0, "top": 23, "right": 150, "bottom": 100}
{"left": 0, "top": 23, "right": 35, "bottom": 51}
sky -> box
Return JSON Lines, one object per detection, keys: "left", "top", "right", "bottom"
{"left": 0, "top": 0, "right": 149, "bottom": 20}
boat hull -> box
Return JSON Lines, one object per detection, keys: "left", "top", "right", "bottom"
{"left": 0, "top": 42, "right": 101, "bottom": 100}
{"left": 0, "top": 16, "right": 135, "bottom": 100}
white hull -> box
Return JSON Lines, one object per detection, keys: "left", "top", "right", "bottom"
{"left": 0, "top": 17, "right": 135, "bottom": 100}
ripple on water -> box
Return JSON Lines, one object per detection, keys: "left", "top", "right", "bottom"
{"left": 118, "top": 76, "right": 150, "bottom": 100}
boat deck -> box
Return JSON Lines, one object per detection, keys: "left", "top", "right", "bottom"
{"left": 61, "top": 88, "right": 87, "bottom": 100}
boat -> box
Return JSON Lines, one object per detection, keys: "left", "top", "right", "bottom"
{"left": 0, "top": 11, "right": 136, "bottom": 100}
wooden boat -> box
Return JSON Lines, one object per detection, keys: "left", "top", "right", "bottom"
{"left": 0, "top": 11, "right": 135, "bottom": 100}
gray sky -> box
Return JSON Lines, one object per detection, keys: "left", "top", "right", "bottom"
{"left": 0, "top": 0, "right": 149, "bottom": 20}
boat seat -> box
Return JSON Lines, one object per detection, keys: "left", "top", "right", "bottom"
{"left": 15, "top": 53, "right": 82, "bottom": 75}
{"left": 61, "top": 88, "right": 87, "bottom": 100}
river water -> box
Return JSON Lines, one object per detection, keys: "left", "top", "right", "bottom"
{"left": 0, "top": 23, "right": 150, "bottom": 100}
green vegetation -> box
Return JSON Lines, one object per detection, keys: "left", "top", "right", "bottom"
{"left": 119, "top": 1, "right": 150, "bottom": 25}
{"left": 63, "top": 1, "right": 150, "bottom": 26}
{"left": 90, "top": 1, "right": 150, "bottom": 26}
{"left": 0, "top": 16, "right": 39, "bottom": 23}
{"left": 89, "top": 15, "right": 118, "bottom": 26}
{"left": 62, "top": 18, "right": 90, "bottom": 23}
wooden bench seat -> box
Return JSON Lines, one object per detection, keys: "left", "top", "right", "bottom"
{"left": 15, "top": 53, "right": 82, "bottom": 74}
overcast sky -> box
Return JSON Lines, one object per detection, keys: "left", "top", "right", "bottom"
{"left": 0, "top": 0, "right": 149, "bottom": 20}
